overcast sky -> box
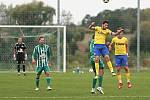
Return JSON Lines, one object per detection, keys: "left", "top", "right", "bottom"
{"left": 0, "top": 0, "right": 149, "bottom": 24}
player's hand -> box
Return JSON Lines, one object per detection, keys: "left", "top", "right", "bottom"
{"left": 32, "top": 59, "right": 36, "bottom": 64}
{"left": 108, "top": 45, "right": 112, "bottom": 51}
{"left": 127, "top": 53, "right": 130, "bottom": 57}
{"left": 48, "top": 63, "right": 52, "bottom": 67}
{"left": 117, "top": 28, "right": 124, "bottom": 33}
{"left": 91, "top": 22, "right": 95, "bottom": 26}
{"left": 13, "top": 55, "right": 16, "bottom": 60}
{"left": 25, "top": 54, "right": 27, "bottom": 60}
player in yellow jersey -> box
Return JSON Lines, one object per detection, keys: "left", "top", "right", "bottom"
{"left": 89, "top": 20, "right": 123, "bottom": 77}
{"left": 109, "top": 27, "right": 132, "bottom": 89}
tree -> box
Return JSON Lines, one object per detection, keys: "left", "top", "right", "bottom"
{"left": 9, "top": 0, "right": 55, "bottom": 25}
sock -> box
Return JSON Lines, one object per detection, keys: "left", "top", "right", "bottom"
{"left": 92, "top": 78, "right": 97, "bottom": 88}
{"left": 95, "top": 62, "right": 99, "bottom": 76}
{"left": 126, "top": 72, "right": 131, "bottom": 82}
{"left": 23, "top": 65, "right": 25, "bottom": 72}
{"left": 117, "top": 74, "right": 122, "bottom": 83}
{"left": 36, "top": 78, "right": 40, "bottom": 88}
{"left": 107, "top": 61, "right": 114, "bottom": 73}
{"left": 46, "top": 77, "right": 51, "bottom": 87}
{"left": 17, "top": 64, "right": 20, "bottom": 73}
{"left": 98, "top": 76, "right": 103, "bottom": 87}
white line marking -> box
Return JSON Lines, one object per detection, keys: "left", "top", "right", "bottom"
{"left": 1, "top": 96, "right": 150, "bottom": 99}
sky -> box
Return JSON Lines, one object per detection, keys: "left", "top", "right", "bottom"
{"left": 0, "top": 0, "right": 150, "bottom": 24}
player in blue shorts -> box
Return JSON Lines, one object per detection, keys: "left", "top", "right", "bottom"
{"left": 109, "top": 27, "right": 132, "bottom": 89}
{"left": 89, "top": 21, "right": 123, "bottom": 77}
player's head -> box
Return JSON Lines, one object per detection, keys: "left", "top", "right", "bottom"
{"left": 117, "top": 27, "right": 124, "bottom": 35}
{"left": 18, "top": 37, "right": 22, "bottom": 43}
{"left": 38, "top": 35, "right": 45, "bottom": 45}
{"left": 102, "top": 20, "right": 109, "bottom": 29}
{"left": 117, "top": 27, "right": 124, "bottom": 38}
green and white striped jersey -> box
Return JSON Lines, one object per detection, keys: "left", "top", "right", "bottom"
{"left": 32, "top": 44, "right": 52, "bottom": 67}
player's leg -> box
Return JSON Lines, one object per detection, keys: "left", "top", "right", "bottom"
{"left": 35, "top": 67, "right": 42, "bottom": 90}
{"left": 17, "top": 61, "right": 21, "bottom": 76}
{"left": 122, "top": 55, "right": 132, "bottom": 88}
{"left": 115, "top": 55, "right": 123, "bottom": 89}
{"left": 22, "top": 61, "right": 26, "bottom": 76}
{"left": 94, "top": 44, "right": 100, "bottom": 78}
{"left": 97, "top": 60, "right": 104, "bottom": 94}
{"left": 21, "top": 54, "right": 26, "bottom": 75}
{"left": 98, "top": 60, "right": 104, "bottom": 88}
{"left": 102, "top": 45, "right": 116, "bottom": 76}
{"left": 44, "top": 66, "right": 52, "bottom": 90}
{"left": 90, "top": 60, "right": 97, "bottom": 94}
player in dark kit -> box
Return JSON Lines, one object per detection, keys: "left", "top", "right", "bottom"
{"left": 13, "top": 37, "right": 27, "bottom": 76}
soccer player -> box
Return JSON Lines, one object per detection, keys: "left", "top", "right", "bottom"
{"left": 109, "top": 27, "right": 132, "bottom": 89}
{"left": 32, "top": 36, "right": 52, "bottom": 91}
{"left": 90, "top": 35, "right": 105, "bottom": 94}
{"left": 89, "top": 20, "right": 123, "bottom": 77}
{"left": 13, "top": 37, "right": 27, "bottom": 76}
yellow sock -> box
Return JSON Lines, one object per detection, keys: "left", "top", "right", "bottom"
{"left": 95, "top": 62, "right": 99, "bottom": 76}
{"left": 107, "top": 61, "right": 114, "bottom": 72}
{"left": 126, "top": 72, "right": 131, "bottom": 82}
{"left": 117, "top": 74, "right": 122, "bottom": 83}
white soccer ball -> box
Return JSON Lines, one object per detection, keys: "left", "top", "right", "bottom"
{"left": 103, "top": 0, "right": 109, "bottom": 3}
{"left": 89, "top": 68, "right": 93, "bottom": 72}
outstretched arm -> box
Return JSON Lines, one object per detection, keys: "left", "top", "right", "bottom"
{"left": 111, "top": 28, "right": 124, "bottom": 36}
{"left": 89, "top": 22, "right": 96, "bottom": 30}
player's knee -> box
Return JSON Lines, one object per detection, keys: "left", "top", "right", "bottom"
{"left": 36, "top": 74, "right": 40, "bottom": 78}
{"left": 117, "top": 67, "right": 121, "bottom": 73}
{"left": 95, "top": 56, "right": 99, "bottom": 63}
{"left": 104, "top": 55, "right": 110, "bottom": 62}
{"left": 99, "top": 69, "right": 104, "bottom": 76}
{"left": 45, "top": 72, "right": 51, "bottom": 77}
{"left": 124, "top": 66, "right": 129, "bottom": 73}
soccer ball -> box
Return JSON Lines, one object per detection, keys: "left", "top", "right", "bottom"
{"left": 103, "top": 0, "right": 109, "bottom": 3}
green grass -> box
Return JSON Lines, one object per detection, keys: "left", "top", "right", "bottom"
{"left": 0, "top": 70, "right": 150, "bottom": 100}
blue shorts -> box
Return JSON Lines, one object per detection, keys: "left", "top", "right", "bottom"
{"left": 94, "top": 44, "right": 109, "bottom": 57}
{"left": 115, "top": 55, "right": 128, "bottom": 67}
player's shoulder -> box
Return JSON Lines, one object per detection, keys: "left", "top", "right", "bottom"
{"left": 95, "top": 26, "right": 101, "bottom": 30}
{"left": 123, "top": 36, "right": 128, "bottom": 40}
{"left": 35, "top": 45, "right": 40, "bottom": 48}
{"left": 112, "top": 36, "right": 118, "bottom": 40}
{"left": 15, "top": 43, "right": 18, "bottom": 45}
{"left": 44, "top": 44, "right": 50, "bottom": 48}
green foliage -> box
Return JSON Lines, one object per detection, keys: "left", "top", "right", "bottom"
{"left": 82, "top": 8, "right": 137, "bottom": 33}
{"left": 9, "top": 0, "right": 55, "bottom": 25}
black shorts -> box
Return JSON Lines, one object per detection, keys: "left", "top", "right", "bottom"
{"left": 16, "top": 53, "right": 25, "bottom": 61}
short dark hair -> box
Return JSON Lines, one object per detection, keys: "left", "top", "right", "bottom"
{"left": 117, "top": 27, "right": 124, "bottom": 32}
{"left": 102, "top": 20, "right": 109, "bottom": 24}
{"left": 38, "top": 35, "right": 45, "bottom": 40}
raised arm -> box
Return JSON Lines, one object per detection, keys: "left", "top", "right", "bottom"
{"left": 89, "top": 22, "right": 96, "bottom": 30}
{"left": 111, "top": 28, "right": 124, "bottom": 36}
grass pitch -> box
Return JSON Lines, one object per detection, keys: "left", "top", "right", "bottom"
{"left": 0, "top": 70, "right": 150, "bottom": 100}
